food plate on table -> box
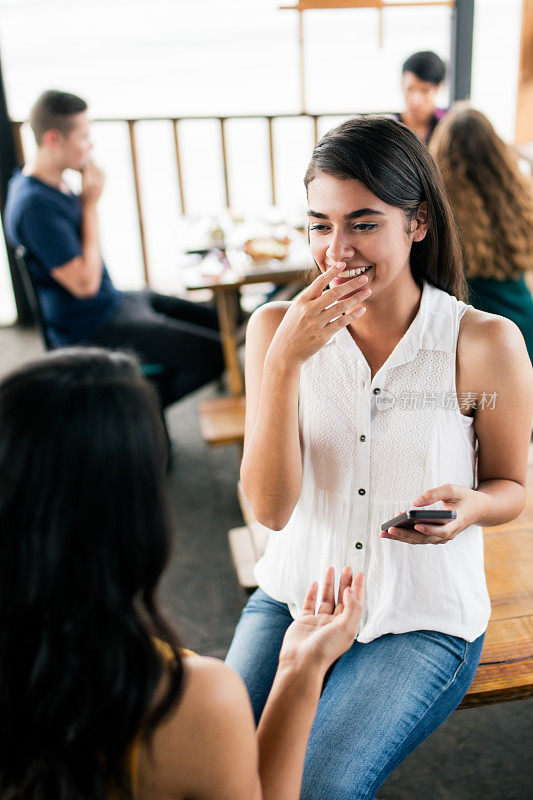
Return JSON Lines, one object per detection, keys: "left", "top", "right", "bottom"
{"left": 244, "top": 237, "right": 291, "bottom": 262}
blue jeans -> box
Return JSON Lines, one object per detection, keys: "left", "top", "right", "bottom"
{"left": 226, "top": 588, "right": 485, "bottom": 800}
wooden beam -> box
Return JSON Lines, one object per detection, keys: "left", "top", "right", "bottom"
{"left": 127, "top": 120, "right": 150, "bottom": 285}
{"left": 288, "top": 1, "right": 383, "bottom": 7}
{"left": 516, "top": 0, "right": 533, "bottom": 144}
{"left": 280, "top": 1, "right": 454, "bottom": 9}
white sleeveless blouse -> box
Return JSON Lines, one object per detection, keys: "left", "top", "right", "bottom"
{"left": 254, "top": 282, "right": 491, "bottom": 643}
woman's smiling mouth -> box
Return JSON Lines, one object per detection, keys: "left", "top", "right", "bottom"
{"left": 338, "top": 265, "right": 372, "bottom": 277}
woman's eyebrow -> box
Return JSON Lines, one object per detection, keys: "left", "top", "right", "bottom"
{"left": 346, "top": 208, "right": 385, "bottom": 219}
{"left": 306, "top": 208, "right": 385, "bottom": 219}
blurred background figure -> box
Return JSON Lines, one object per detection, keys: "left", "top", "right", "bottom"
{"left": 395, "top": 50, "right": 447, "bottom": 144}
{"left": 431, "top": 103, "right": 533, "bottom": 363}
{"left": 3, "top": 90, "right": 225, "bottom": 409}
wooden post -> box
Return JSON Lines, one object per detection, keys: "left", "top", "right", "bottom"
{"left": 219, "top": 117, "right": 230, "bottom": 208}
{"left": 516, "top": 0, "right": 533, "bottom": 144}
{"left": 267, "top": 117, "right": 276, "bottom": 206}
{"left": 450, "top": 0, "right": 474, "bottom": 101}
{"left": 172, "top": 119, "right": 186, "bottom": 215}
{"left": 214, "top": 287, "right": 244, "bottom": 397}
{"left": 127, "top": 120, "right": 150, "bottom": 285}
{"left": 12, "top": 121, "right": 24, "bottom": 167}
{"left": 299, "top": 10, "right": 307, "bottom": 113}
{"left": 0, "top": 48, "right": 34, "bottom": 324}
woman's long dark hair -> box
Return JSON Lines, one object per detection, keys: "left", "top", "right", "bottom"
{"left": 304, "top": 115, "right": 466, "bottom": 300}
{"left": 0, "top": 348, "right": 184, "bottom": 800}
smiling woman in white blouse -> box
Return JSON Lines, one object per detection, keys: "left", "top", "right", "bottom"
{"left": 225, "top": 116, "right": 533, "bottom": 800}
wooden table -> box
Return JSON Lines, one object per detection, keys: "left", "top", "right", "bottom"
{"left": 458, "top": 444, "right": 533, "bottom": 708}
{"left": 184, "top": 258, "right": 312, "bottom": 397}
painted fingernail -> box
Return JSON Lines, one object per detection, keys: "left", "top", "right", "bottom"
{"left": 361, "top": 288, "right": 372, "bottom": 298}
{"left": 357, "top": 274, "right": 369, "bottom": 284}
{"left": 415, "top": 525, "right": 426, "bottom": 532}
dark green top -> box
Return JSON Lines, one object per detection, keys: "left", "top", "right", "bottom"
{"left": 467, "top": 275, "right": 533, "bottom": 363}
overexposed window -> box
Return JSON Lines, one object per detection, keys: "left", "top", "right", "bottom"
{"left": 0, "top": 0, "right": 524, "bottom": 323}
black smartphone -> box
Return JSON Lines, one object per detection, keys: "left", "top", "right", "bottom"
{"left": 380, "top": 510, "right": 456, "bottom": 531}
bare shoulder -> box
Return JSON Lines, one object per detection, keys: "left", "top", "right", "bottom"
{"left": 457, "top": 309, "right": 533, "bottom": 487}
{"left": 247, "top": 300, "right": 291, "bottom": 342}
{"left": 458, "top": 307, "right": 530, "bottom": 382}
{"left": 182, "top": 653, "right": 252, "bottom": 711}
{"left": 137, "top": 655, "right": 259, "bottom": 800}
{"left": 459, "top": 307, "right": 524, "bottom": 348}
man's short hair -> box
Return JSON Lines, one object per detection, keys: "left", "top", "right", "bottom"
{"left": 402, "top": 51, "right": 446, "bottom": 86}
{"left": 29, "top": 90, "right": 88, "bottom": 144}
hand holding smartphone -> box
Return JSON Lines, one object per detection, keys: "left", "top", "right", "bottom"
{"left": 380, "top": 509, "right": 456, "bottom": 531}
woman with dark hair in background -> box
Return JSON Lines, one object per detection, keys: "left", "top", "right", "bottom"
{"left": 430, "top": 103, "right": 533, "bottom": 362}
{"left": 226, "top": 116, "right": 533, "bottom": 799}
{"left": 0, "top": 347, "right": 365, "bottom": 800}
{"left": 395, "top": 50, "right": 447, "bottom": 143}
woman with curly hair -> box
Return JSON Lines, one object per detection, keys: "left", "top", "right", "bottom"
{"left": 430, "top": 104, "right": 533, "bottom": 361}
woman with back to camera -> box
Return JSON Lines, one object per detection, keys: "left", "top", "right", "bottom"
{"left": 0, "top": 347, "right": 365, "bottom": 800}
{"left": 225, "top": 116, "right": 533, "bottom": 799}
{"left": 430, "top": 103, "right": 533, "bottom": 363}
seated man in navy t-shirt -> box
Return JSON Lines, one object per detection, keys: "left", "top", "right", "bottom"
{"left": 4, "top": 90, "right": 224, "bottom": 406}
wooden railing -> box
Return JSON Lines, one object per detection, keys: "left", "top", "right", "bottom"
{"left": 12, "top": 111, "right": 363, "bottom": 284}
{"left": 21, "top": 104, "right": 530, "bottom": 289}
{"left": 13, "top": 112, "right": 531, "bottom": 287}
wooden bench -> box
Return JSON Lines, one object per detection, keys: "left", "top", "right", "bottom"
{"left": 229, "top": 482, "right": 269, "bottom": 589}
{"left": 458, "top": 446, "right": 533, "bottom": 708}
{"left": 199, "top": 396, "right": 246, "bottom": 446}
{"left": 230, "top": 448, "right": 533, "bottom": 709}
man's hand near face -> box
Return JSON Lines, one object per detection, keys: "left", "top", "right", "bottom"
{"left": 81, "top": 160, "right": 105, "bottom": 205}
{"left": 48, "top": 159, "right": 105, "bottom": 298}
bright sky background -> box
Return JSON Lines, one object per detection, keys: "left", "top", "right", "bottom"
{"left": 0, "top": 0, "right": 524, "bottom": 323}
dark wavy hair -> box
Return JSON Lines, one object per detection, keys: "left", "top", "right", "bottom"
{"left": 304, "top": 115, "right": 466, "bottom": 300}
{"left": 0, "top": 348, "right": 184, "bottom": 800}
